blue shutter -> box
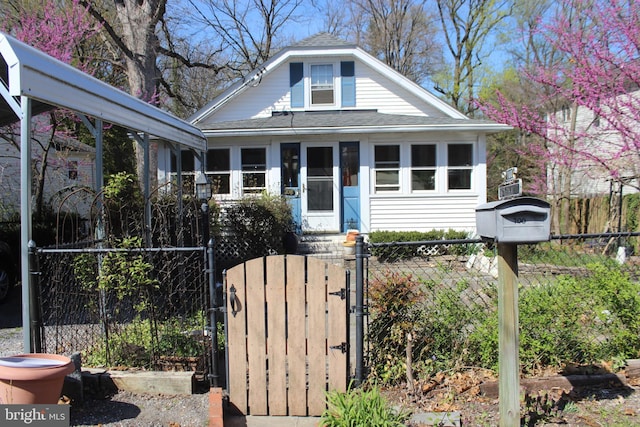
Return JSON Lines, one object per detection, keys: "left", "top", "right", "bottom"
{"left": 290, "top": 62, "right": 304, "bottom": 108}
{"left": 341, "top": 61, "right": 355, "bottom": 107}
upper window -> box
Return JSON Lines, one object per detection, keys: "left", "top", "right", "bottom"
{"left": 241, "top": 148, "right": 267, "bottom": 194}
{"left": 310, "top": 64, "right": 334, "bottom": 105}
{"left": 447, "top": 144, "right": 472, "bottom": 190}
{"left": 411, "top": 144, "right": 436, "bottom": 191}
{"left": 374, "top": 145, "right": 400, "bottom": 192}
{"left": 206, "top": 148, "right": 230, "bottom": 195}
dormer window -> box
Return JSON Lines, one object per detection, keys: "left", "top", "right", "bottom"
{"left": 290, "top": 61, "right": 356, "bottom": 109}
{"left": 311, "top": 64, "right": 334, "bottom": 105}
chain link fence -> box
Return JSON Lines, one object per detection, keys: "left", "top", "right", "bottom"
{"left": 364, "top": 233, "right": 640, "bottom": 384}
{"left": 36, "top": 246, "right": 211, "bottom": 374}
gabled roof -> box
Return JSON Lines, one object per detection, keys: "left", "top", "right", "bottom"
{"left": 0, "top": 32, "right": 206, "bottom": 151}
{"left": 190, "top": 32, "right": 470, "bottom": 125}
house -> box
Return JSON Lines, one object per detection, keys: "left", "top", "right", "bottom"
{"left": 0, "top": 125, "right": 96, "bottom": 221}
{"left": 158, "top": 33, "right": 510, "bottom": 235}
{"left": 547, "top": 99, "right": 640, "bottom": 199}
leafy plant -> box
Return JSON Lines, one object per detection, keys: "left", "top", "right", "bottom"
{"left": 320, "top": 384, "right": 410, "bottom": 427}
{"left": 223, "top": 192, "right": 295, "bottom": 257}
{"left": 99, "top": 236, "right": 158, "bottom": 313}
{"left": 466, "top": 263, "right": 640, "bottom": 373}
{"left": 369, "top": 229, "right": 473, "bottom": 261}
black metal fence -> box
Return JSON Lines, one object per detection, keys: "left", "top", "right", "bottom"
{"left": 32, "top": 230, "right": 640, "bottom": 391}
{"left": 35, "top": 245, "right": 211, "bottom": 375}
{"left": 364, "top": 232, "right": 640, "bottom": 384}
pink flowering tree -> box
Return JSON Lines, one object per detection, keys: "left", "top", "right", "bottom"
{"left": 0, "top": 0, "right": 101, "bottom": 217}
{"left": 479, "top": 0, "right": 640, "bottom": 232}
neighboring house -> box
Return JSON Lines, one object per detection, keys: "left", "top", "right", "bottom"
{"left": 547, "top": 96, "right": 640, "bottom": 199}
{"left": 0, "top": 127, "right": 95, "bottom": 220}
{"left": 158, "top": 33, "right": 509, "bottom": 235}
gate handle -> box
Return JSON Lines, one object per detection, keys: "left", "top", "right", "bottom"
{"left": 229, "top": 285, "right": 239, "bottom": 317}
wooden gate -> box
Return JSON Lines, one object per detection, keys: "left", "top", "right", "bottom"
{"left": 225, "top": 255, "right": 349, "bottom": 416}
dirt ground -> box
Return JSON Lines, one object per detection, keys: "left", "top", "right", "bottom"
{"left": 382, "top": 368, "right": 640, "bottom": 426}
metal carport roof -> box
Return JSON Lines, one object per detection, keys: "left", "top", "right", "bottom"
{"left": 0, "top": 32, "right": 207, "bottom": 352}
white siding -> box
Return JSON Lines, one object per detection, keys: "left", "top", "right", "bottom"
{"left": 369, "top": 195, "right": 480, "bottom": 233}
{"left": 200, "top": 57, "right": 447, "bottom": 125}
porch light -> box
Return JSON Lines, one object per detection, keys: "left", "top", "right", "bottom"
{"left": 195, "top": 173, "right": 211, "bottom": 201}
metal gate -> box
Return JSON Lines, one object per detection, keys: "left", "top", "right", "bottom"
{"left": 225, "top": 255, "right": 349, "bottom": 416}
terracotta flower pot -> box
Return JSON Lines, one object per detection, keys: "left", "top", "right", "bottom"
{"left": 346, "top": 230, "right": 360, "bottom": 242}
{"left": 0, "top": 353, "right": 74, "bottom": 404}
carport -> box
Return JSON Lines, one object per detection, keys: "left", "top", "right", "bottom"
{"left": 0, "top": 32, "right": 207, "bottom": 352}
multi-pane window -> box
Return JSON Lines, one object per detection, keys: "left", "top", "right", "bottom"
{"left": 374, "top": 145, "right": 400, "bottom": 192}
{"left": 448, "top": 144, "right": 472, "bottom": 190}
{"left": 411, "top": 144, "right": 436, "bottom": 191}
{"left": 310, "top": 64, "right": 334, "bottom": 105}
{"left": 241, "top": 148, "right": 266, "bottom": 194}
{"left": 170, "top": 149, "right": 196, "bottom": 194}
{"left": 206, "top": 148, "right": 230, "bottom": 195}
{"left": 68, "top": 160, "right": 78, "bottom": 180}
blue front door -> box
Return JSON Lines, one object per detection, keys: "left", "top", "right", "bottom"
{"left": 281, "top": 143, "right": 301, "bottom": 233}
{"left": 340, "top": 142, "right": 360, "bottom": 231}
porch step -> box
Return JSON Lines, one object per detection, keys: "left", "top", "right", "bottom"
{"left": 297, "top": 234, "right": 345, "bottom": 256}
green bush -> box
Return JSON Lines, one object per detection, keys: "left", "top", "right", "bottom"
{"left": 368, "top": 229, "right": 471, "bottom": 261}
{"left": 368, "top": 270, "right": 424, "bottom": 384}
{"left": 223, "top": 192, "right": 295, "bottom": 257}
{"left": 465, "top": 263, "right": 640, "bottom": 373}
{"left": 320, "top": 384, "right": 410, "bottom": 427}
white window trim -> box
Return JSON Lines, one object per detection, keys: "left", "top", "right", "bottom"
{"left": 205, "top": 147, "right": 232, "bottom": 197}
{"left": 372, "top": 144, "right": 401, "bottom": 193}
{"left": 306, "top": 62, "right": 340, "bottom": 110}
{"left": 410, "top": 144, "right": 438, "bottom": 193}
{"left": 446, "top": 143, "right": 474, "bottom": 192}
{"left": 240, "top": 146, "right": 269, "bottom": 196}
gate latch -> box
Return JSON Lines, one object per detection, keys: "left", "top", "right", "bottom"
{"left": 330, "top": 342, "right": 349, "bottom": 354}
{"left": 329, "top": 288, "right": 347, "bottom": 300}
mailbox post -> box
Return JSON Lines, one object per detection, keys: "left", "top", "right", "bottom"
{"left": 476, "top": 196, "right": 551, "bottom": 427}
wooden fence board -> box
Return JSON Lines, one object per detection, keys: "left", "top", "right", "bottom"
{"left": 245, "top": 257, "right": 268, "bottom": 415}
{"left": 226, "top": 264, "right": 248, "bottom": 414}
{"left": 327, "top": 263, "right": 347, "bottom": 393}
{"left": 287, "top": 255, "right": 308, "bottom": 416}
{"left": 307, "top": 258, "right": 327, "bottom": 415}
{"left": 266, "top": 256, "right": 287, "bottom": 415}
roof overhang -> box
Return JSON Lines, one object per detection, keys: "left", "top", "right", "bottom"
{"left": 199, "top": 111, "right": 512, "bottom": 138}
{"left": 0, "top": 32, "right": 206, "bottom": 151}
{"left": 203, "top": 123, "right": 513, "bottom": 138}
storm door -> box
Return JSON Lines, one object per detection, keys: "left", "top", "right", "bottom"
{"left": 302, "top": 145, "right": 339, "bottom": 232}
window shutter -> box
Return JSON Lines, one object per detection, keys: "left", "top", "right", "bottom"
{"left": 341, "top": 61, "right": 355, "bottom": 107}
{"left": 290, "top": 62, "right": 304, "bottom": 108}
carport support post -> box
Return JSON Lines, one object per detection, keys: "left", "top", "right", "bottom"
{"left": 20, "top": 95, "right": 33, "bottom": 353}
{"left": 497, "top": 242, "right": 519, "bottom": 427}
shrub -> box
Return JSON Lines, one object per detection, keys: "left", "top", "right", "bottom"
{"left": 368, "top": 229, "right": 472, "bottom": 261}
{"left": 368, "top": 270, "right": 424, "bottom": 384}
{"left": 465, "top": 263, "right": 640, "bottom": 373}
{"left": 320, "top": 384, "right": 410, "bottom": 427}
{"left": 223, "top": 192, "right": 294, "bottom": 257}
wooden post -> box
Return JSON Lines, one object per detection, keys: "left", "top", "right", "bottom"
{"left": 497, "top": 242, "right": 519, "bottom": 427}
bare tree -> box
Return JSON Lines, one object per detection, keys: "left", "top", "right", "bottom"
{"left": 434, "top": 0, "right": 513, "bottom": 116}
{"left": 350, "top": 0, "right": 444, "bottom": 84}
{"left": 184, "top": 0, "right": 304, "bottom": 79}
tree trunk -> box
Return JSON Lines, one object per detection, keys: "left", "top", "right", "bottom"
{"left": 114, "top": 0, "right": 164, "bottom": 193}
